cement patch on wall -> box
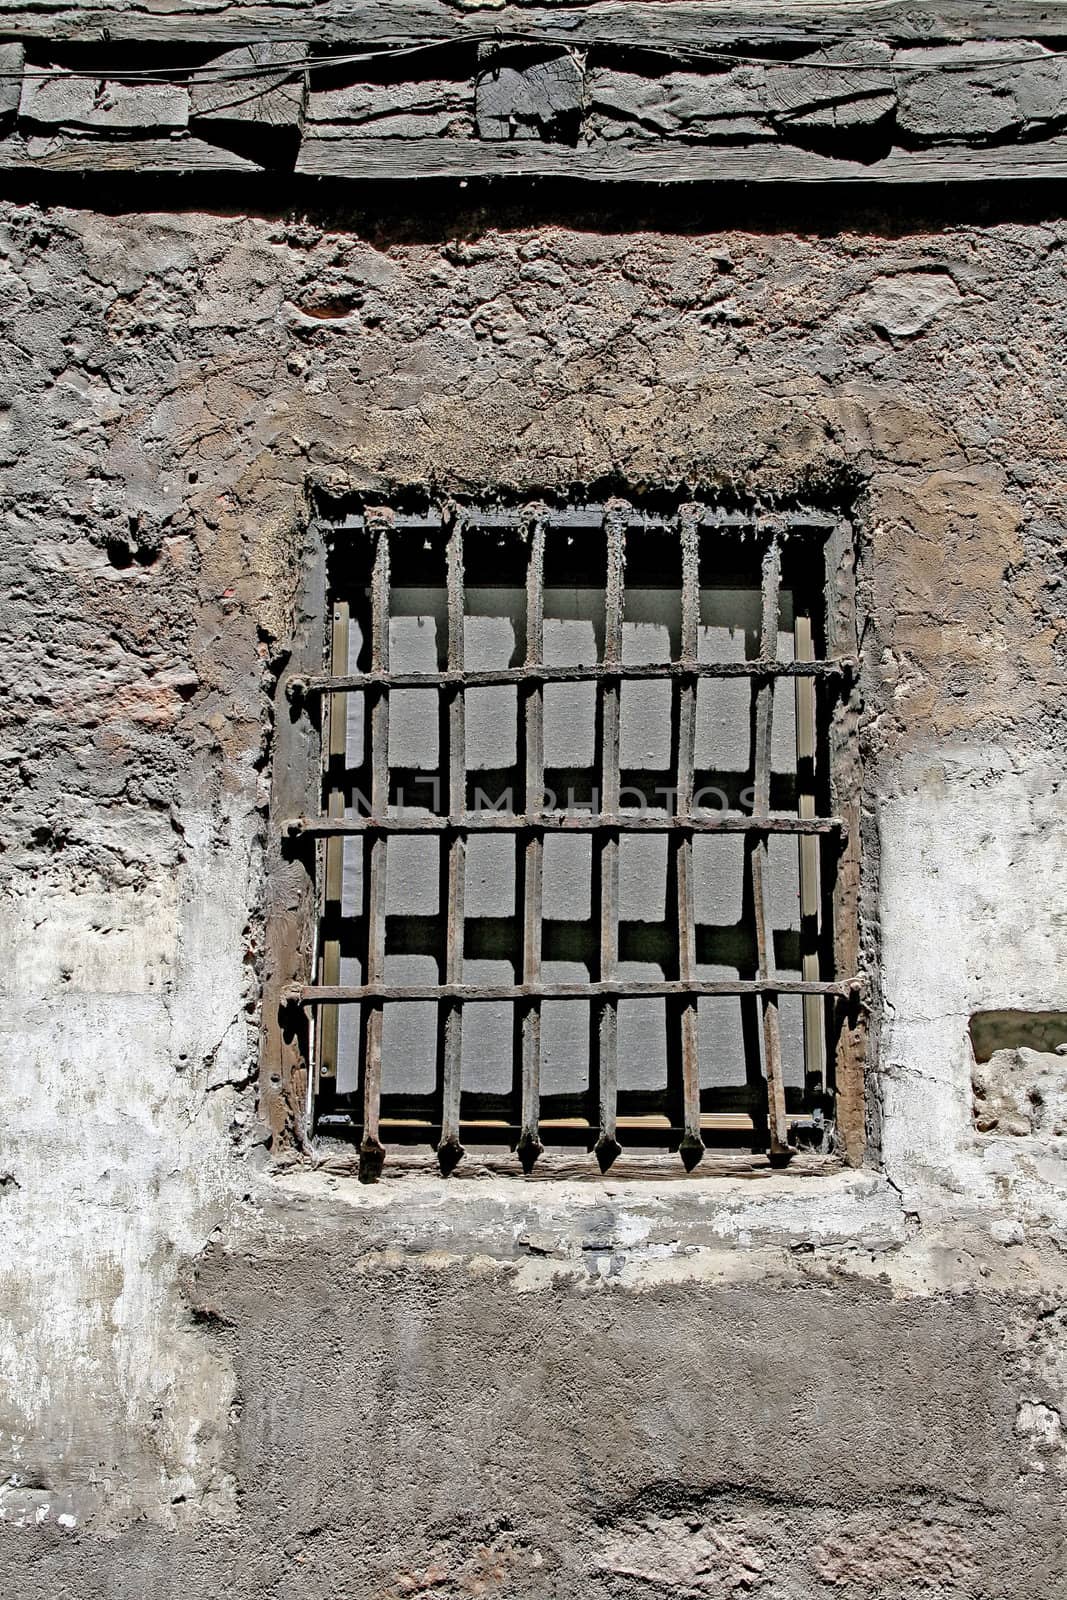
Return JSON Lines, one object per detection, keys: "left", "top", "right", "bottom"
{"left": 0, "top": 813, "right": 259, "bottom": 1531}
{"left": 877, "top": 745, "right": 1067, "bottom": 1228}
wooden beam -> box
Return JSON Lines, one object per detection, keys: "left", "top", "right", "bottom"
{"left": 4, "top": 2, "right": 1067, "bottom": 48}
{"left": 295, "top": 130, "right": 1067, "bottom": 184}
{"left": 825, "top": 514, "right": 867, "bottom": 1168}
{"left": 258, "top": 526, "right": 327, "bottom": 1153}
{"left": 11, "top": 127, "right": 1067, "bottom": 183}
{"left": 0, "top": 134, "right": 263, "bottom": 172}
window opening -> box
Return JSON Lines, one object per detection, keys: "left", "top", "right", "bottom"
{"left": 286, "top": 500, "right": 861, "bottom": 1179}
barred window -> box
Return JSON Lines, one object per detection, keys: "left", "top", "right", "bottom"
{"left": 282, "top": 499, "right": 862, "bottom": 1180}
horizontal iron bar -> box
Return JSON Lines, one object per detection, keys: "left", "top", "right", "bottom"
{"left": 311, "top": 1121, "right": 768, "bottom": 1154}
{"left": 298, "top": 977, "right": 856, "bottom": 1004}
{"left": 326, "top": 509, "right": 839, "bottom": 537}
{"left": 330, "top": 1085, "right": 760, "bottom": 1117}
{"left": 293, "top": 657, "right": 855, "bottom": 695}
{"left": 288, "top": 813, "right": 844, "bottom": 837}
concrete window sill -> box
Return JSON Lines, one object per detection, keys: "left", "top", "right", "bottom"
{"left": 269, "top": 1165, "right": 905, "bottom": 1260}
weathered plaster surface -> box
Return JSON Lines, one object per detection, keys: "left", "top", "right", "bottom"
{"left": 879, "top": 747, "right": 1067, "bottom": 1212}
{"left": 0, "top": 195, "right": 1065, "bottom": 1590}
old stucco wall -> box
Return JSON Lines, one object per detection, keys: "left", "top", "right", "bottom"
{"left": 0, "top": 195, "right": 1065, "bottom": 1593}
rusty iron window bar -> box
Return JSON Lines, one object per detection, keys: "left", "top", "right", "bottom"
{"left": 286, "top": 500, "right": 861, "bottom": 1180}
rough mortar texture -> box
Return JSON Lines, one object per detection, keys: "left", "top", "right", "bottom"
{"left": 0, "top": 192, "right": 1065, "bottom": 1594}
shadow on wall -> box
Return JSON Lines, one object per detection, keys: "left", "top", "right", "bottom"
{"left": 970, "top": 1009, "right": 1067, "bottom": 1062}
{"left": 970, "top": 1010, "right": 1067, "bottom": 1140}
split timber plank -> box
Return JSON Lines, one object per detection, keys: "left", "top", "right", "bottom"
{"left": 258, "top": 530, "right": 326, "bottom": 1152}
{"left": 8, "top": 131, "right": 1067, "bottom": 183}
{"left": 0, "top": 134, "right": 262, "bottom": 172}
{"left": 0, "top": 44, "right": 23, "bottom": 124}
{"left": 296, "top": 131, "right": 1067, "bottom": 184}
{"left": 3, "top": 2, "right": 1067, "bottom": 47}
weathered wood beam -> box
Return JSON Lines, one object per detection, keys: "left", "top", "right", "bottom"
{"left": 0, "top": 43, "right": 22, "bottom": 127}
{"left": 476, "top": 43, "right": 584, "bottom": 142}
{"left": 190, "top": 40, "right": 307, "bottom": 164}
{"left": 19, "top": 64, "right": 188, "bottom": 130}
{"left": 0, "top": 133, "right": 262, "bottom": 171}
{"left": 12, "top": 119, "right": 1067, "bottom": 187}
{"left": 294, "top": 130, "right": 1067, "bottom": 182}
{"left": 6, "top": 18, "right": 1067, "bottom": 184}
{"left": 2, "top": 1, "right": 1067, "bottom": 48}
{"left": 258, "top": 527, "right": 327, "bottom": 1154}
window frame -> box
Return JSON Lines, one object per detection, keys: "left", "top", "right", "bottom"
{"left": 260, "top": 497, "right": 866, "bottom": 1180}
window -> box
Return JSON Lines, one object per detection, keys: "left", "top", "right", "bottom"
{"left": 278, "top": 499, "right": 863, "bottom": 1180}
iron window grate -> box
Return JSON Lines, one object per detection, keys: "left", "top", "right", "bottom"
{"left": 289, "top": 500, "right": 861, "bottom": 1180}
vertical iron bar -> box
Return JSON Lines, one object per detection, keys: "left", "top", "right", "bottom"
{"left": 318, "top": 599, "right": 349, "bottom": 1085}
{"left": 674, "top": 507, "right": 703, "bottom": 1170}
{"left": 438, "top": 513, "right": 466, "bottom": 1173}
{"left": 795, "top": 612, "right": 827, "bottom": 1093}
{"left": 595, "top": 504, "right": 626, "bottom": 1172}
{"left": 360, "top": 522, "right": 390, "bottom": 1182}
{"left": 751, "top": 533, "right": 791, "bottom": 1163}
{"left": 518, "top": 516, "right": 545, "bottom": 1172}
